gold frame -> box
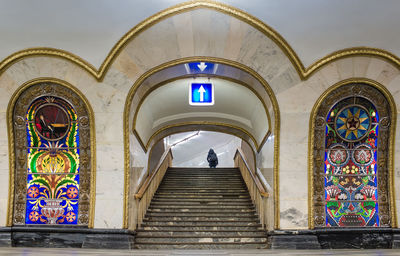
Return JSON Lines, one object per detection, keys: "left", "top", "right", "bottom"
{"left": 307, "top": 78, "right": 397, "bottom": 229}
{"left": 0, "top": 2, "right": 399, "bottom": 82}
{"left": 0, "top": 0, "right": 398, "bottom": 231}
{"left": 131, "top": 74, "right": 272, "bottom": 152}
{"left": 6, "top": 78, "right": 97, "bottom": 228}
{"left": 123, "top": 56, "right": 281, "bottom": 229}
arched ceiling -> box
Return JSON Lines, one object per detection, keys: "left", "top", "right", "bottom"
{"left": 135, "top": 77, "right": 269, "bottom": 148}
{"left": 0, "top": 0, "right": 399, "bottom": 68}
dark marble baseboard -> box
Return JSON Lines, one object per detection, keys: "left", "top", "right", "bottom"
{"left": 269, "top": 228, "right": 400, "bottom": 249}
{"left": 0, "top": 227, "right": 135, "bottom": 249}
{"left": 3, "top": 226, "right": 400, "bottom": 249}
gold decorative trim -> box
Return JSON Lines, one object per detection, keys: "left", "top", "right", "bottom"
{"left": 1, "top": 0, "right": 399, "bottom": 231}
{"left": 123, "top": 56, "right": 281, "bottom": 229}
{"left": 144, "top": 121, "right": 259, "bottom": 151}
{"left": 6, "top": 78, "right": 96, "bottom": 228}
{"left": 132, "top": 74, "right": 272, "bottom": 150}
{"left": 1, "top": 2, "right": 400, "bottom": 84}
{"left": 304, "top": 47, "right": 400, "bottom": 78}
{"left": 0, "top": 48, "right": 99, "bottom": 80}
{"left": 307, "top": 78, "right": 397, "bottom": 229}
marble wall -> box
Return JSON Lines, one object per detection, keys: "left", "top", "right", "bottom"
{"left": 0, "top": 6, "right": 399, "bottom": 232}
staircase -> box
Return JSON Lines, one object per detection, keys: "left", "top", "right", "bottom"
{"left": 134, "top": 167, "right": 268, "bottom": 249}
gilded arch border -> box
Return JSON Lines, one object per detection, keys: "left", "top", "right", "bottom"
{"left": 132, "top": 74, "right": 272, "bottom": 153}
{"left": 123, "top": 56, "right": 281, "bottom": 229}
{"left": 307, "top": 78, "right": 397, "bottom": 229}
{"left": 0, "top": 1, "right": 398, "bottom": 231}
{"left": 1, "top": 2, "right": 400, "bottom": 82}
{"left": 6, "top": 78, "right": 97, "bottom": 228}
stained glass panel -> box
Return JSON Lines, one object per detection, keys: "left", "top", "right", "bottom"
{"left": 324, "top": 97, "right": 379, "bottom": 227}
{"left": 25, "top": 96, "right": 80, "bottom": 225}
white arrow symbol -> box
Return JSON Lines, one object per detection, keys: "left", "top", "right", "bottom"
{"left": 198, "top": 85, "right": 206, "bottom": 102}
{"left": 197, "top": 62, "right": 207, "bottom": 71}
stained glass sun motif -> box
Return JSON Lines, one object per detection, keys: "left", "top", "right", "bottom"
{"left": 324, "top": 98, "right": 379, "bottom": 227}
{"left": 335, "top": 105, "right": 370, "bottom": 141}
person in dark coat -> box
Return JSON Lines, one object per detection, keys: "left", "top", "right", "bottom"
{"left": 207, "top": 148, "right": 218, "bottom": 168}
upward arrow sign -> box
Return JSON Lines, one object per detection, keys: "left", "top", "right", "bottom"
{"left": 197, "top": 62, "right": 207, "bottom": 71}
{"left": 198, "top": 85, "right": 206, "bottom": 102}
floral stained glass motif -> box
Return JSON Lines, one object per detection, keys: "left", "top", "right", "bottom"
{"left": 324, "top": 97, "right": 379, "bottom": 227}
{"left": 25, "top": 96, "right": 80, "bottom": 225}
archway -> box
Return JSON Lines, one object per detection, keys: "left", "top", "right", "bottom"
{"left": 7, "top": 78, "right": 96, "bottom": 227}
{"left": 124, "top": 59, "right": 279, "bottom": 230}
{"left": 309, "top": 78, "right": 397, "bottom": 228}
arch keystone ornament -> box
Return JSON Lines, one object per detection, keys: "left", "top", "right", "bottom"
{"left": 308, "top": 78, "right": 397, "bottom": 229}
{"left": 7, "top": 78, "right": 96, "bottom": 227}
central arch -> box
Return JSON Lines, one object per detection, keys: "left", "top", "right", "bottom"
{"left": 123, "top": 57, "right": 281, "bottom": 229}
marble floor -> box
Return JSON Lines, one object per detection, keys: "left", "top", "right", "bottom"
{"left": 1, "top": 248, "right": 400, "bottom": 256}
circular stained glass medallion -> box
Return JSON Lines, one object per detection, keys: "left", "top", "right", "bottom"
{"left": 335, "top": 105, "right": 371, "bottom": 142}
{"left": 34, "top": 103, "right": 70, "bottom": 141}
{"left": 352, "top": 143, "right": 374, "bottom": 166}
{"left": 327, "top": 144, "right": 349, "bottom": 167}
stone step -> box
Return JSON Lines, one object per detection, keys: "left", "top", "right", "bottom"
{"left": 148, "top": 205, "right": 255, "bottom": 210}
{"left": 136, "top": 231, "right": 266, "bottom": 236}
{"left": 158, "top": 187, "right": 248, "bottom": 193}
{"left": 151, "top": 198, "right": 252, "bottom": 202}
{"left": 147, "top": 208, "right": 256, "bottom": 213}
{"left": 153, "top": 195, "right": 250, "bottom": 199}
{"left": 150, "top": 201, "right": 253, "bottom": 206}
{"left": 146, "top": 212, "right": 257, "bottom": 217}
{"left": 155, "top": 192, "right": 249, "bottom": 196}
{"left": 163, "top": 175, "right": 242, "bottom": 178}
{"left": 135, "top": 237, "right": 267, "bottom": 243}
{"left": 134, "top": 242, "right": 268, "bottom": 249}
{"left": 142, "top": 221, "right": 260, "bottom": 226}
{"left": 143, "top": 216, "right": 258, "bottom": 221}
{"left": 139, "top": 225, "right": 263, "bottom": 231}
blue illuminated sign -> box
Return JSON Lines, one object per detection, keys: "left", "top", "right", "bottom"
{"left": 189, "top": 82, "right": 214, "bottom": 106}
{"left": 187, "top": 62, "right": 215, "bottom": 73}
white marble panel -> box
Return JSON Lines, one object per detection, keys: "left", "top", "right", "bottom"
{"left": 172, "top": 12, "right": 194, "bottom": 57}
{"left": 192, "top": 10, "right": 230, "bottom": 57}
{"left": 94, "top": 198, "right": 123, "bottom": 228}
{"left": 0, "top": 199, "right": 7, "bottom": 227}
{"left": 96, "top": 143, "right": 125, "bottom": 173}
{"left": 277, "top": 79, "right": 321, "bottom": 114}
{"left": 279, "top": 142, "right": 308, "bottom": 174}
{"left": 336, "top": 57, "right": 354, "bottom": 80}
{"left": 279, "top": 170, "right": 308, "bottom": 201}
{"left": 376, "top": 62, "right": 400, "bottom": 86}
{"left": 95, "top": 170, "right": 125, "bottom": 200}
{"left": 280, "top": 199, "right": 308, "bottom": 229}
{"left": 279, "top": 113, "right": 309, "bottom": 143}
{"left": 365, "top": 58, "right": 388, "bottom": 80}
{"left": 353, "top": 56, "right": 371, "bottom": 77}
{"left": 95, "top": 112, "right": 124, "bottom": 144}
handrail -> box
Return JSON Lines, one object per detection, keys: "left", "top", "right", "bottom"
{"left": 134, "top": 147, "right": 173, "bottom": 199}
{"left": 234, "top": 148, "right": 270, "bottom": 229}
{"left": 132, "top": 147, "right": 173, "bottom": 229}
{"left": 234, "top": 149, "right": 269, "bottom": 197}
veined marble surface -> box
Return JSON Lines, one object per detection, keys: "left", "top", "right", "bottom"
{"left": 0, "top": 248, "right": 400, "bottom": 256}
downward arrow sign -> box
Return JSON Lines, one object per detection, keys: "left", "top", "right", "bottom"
{"left": 198, "top": 85, "right": 206, "bottom": 102}
{"left": 197, "top": 62, "right": 207, "bottom": 72}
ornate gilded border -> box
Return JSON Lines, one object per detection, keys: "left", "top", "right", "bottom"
{"left": 0, "top": 0, "right": 398, "bottom": 231}
{"left": 132, "top": 74, "right": 272, "bottom": 152}
{"left": 308, "top": 78, "right": 397, "bottom": 229}
{"left": 123, "top": 56, "right": 281, "bottom": 229}
{"left": 6, "top": 78, "right": 96, "bottom": 228}
{"left": 1, "top": 2, "right": 400, "bottom": 83}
